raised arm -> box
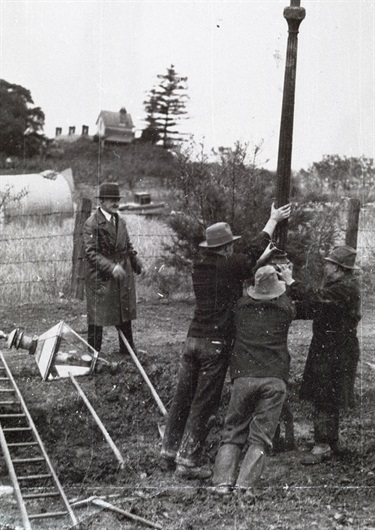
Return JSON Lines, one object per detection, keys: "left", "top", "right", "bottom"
{"left": 262, "top": 203, "right": 291, "bottom": 238}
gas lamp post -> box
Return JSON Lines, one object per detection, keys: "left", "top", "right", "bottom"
{"left": 275, "top": 0, "right": 306, "bottom": 254}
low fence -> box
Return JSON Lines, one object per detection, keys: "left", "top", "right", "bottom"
{"left": 0, "top": 200, "right": 176, "bottom": 306}
{"left": 0, "top": 198, "right": 373, "bottom": 307}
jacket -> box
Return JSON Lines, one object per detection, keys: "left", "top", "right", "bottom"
{"left": 290, "top": 274, "right": 361, "bottom": 410}
{"left": 230, "top": 292, "right": 295, "bottom": 383}
{"left": 187, "top": 231, "right": 271, "bottom": 343}
{"left": 83, "top": 209, "right": 140, "bottom": 326}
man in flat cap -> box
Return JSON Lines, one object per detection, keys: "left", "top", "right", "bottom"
{"left": 83, "top": 182, "right": 142, "bottom": 357}
{"left": 278, "top": 245, "right": 361, "bottom": 464}
{"left": 160, "top": 202, "right": 291, "bottom": 480}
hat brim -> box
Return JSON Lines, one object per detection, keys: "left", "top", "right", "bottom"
{"left": 199, "top": 235, "right": 241, "bottom": 248}
{"left": 247, "top": 281, "right": 286, "bottom": 301}
{"left": 324, "top": 257, "right": 360, "bottom": 270}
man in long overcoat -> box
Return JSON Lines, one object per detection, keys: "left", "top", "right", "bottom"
{"left": 83, "top": 182, "right": 142, "bottom": 355}
{"left": 279, "top": 245, "right": 361, "bottom": 464}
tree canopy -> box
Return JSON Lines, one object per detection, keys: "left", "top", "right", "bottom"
{"left": 142, "top": 65, "right": 189, "bottom": 148}
{"left": 0, "top": 79, "right": 45, "bottom": 157}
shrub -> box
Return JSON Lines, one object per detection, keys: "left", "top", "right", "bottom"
{"left": 164, "top": 140, "right": 341, "bottom": 288}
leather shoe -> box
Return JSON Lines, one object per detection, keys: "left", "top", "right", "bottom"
{"left": 301, "top": 444, "right": 332, "bottom": 465}
{"left": 175, "top": 464, "right": 212, "bottom": 480}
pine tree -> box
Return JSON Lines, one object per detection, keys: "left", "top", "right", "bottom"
{"left": 143, "top": 65, "right": 189, "bottom": 148}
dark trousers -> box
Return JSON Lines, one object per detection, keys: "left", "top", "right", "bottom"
{"left": 221, "top": 376, "right": 287, "bottom": 449}
{"left": 313, "top": 405, "right": 340, "bottom": 445}
{"left": 161, "top": 336, "right": 230, "bottom": 467}
{"left": 88, "top": 321, "right": 134, "bottom": 354}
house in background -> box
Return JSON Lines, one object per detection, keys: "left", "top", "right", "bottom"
{"left": 96, "top": 107, "right": 135, "bottom": 146}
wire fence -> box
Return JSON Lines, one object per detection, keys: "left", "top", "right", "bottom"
{"left": 0, "top": 203, "right": 374, "bottom": 306}
{"left": 0, "top": 210, "right": 176, "bottom": 305}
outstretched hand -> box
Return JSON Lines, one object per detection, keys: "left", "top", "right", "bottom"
{"left": 275, "top": 262, "right": 294, "bottom": 285}
{"left": 271, "top": 203, "right": 291, "bottom": 223}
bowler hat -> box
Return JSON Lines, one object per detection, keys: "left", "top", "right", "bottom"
{"left": 96, "top": 182, "right": 123, "bottom": 200}
{"left": 199, "top": 222, "right": 241, "bottom": 248}
{"left": 247, "top": 265, "right": 286, "bottom": 301}
{"left": 324, "top": 245, "right": 360, "bottom": 270}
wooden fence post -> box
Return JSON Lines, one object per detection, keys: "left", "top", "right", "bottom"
{"left": 345, "top": 198, "right": 361, "bottom": 249}
{"left": 71, "top": 198, "right": 92, "bottom": 299}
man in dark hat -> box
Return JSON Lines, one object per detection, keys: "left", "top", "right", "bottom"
{"left": 278, "top": 245, "right": 361, "bottom": 464}
{"left": 212, "top": 265, "right": 295, "bottom": 495}
{"left": 160, "top": 203, "right": 291, "bottom": 480}
{"left": 83, "top": 182, "right": 142, "bottom": 357}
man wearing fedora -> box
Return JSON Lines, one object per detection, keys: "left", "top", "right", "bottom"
{"left": 160, "top": 203, "right": 290, "bottom": 480}
{"left": 212, "top": 265, "right": 295, "bottom": 494}
{"left": 278, "top": 245, "right": 361, "bottom": 464}
{"left": 83, "top": 182, "right": 142, "bottom": 357}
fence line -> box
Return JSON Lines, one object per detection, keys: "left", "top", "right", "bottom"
{"left": 0, "top": 200, "right": 374, "bottom": 306}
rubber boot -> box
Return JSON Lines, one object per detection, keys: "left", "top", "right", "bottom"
{"left": 235, "top": 444, "right": 266, "bottom": 489}
{"left": 212, "top": 444, "right": 241, "bottom": 487}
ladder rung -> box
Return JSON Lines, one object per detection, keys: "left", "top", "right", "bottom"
{"left": 0, "top": 377, "right": 9, "bottom": 380}
{"left": 17, "top": 474, "right": 52, "bottom": 480}
{"left": 3, "top": 427, "right": 31, "bottom": 432}
{"left": 0, "top": 389, "right": 15, "bottom": 392}
{"left": 23, "top": 492, "right": 60, "bottom": 500}
{"left": 0, "top": 401, "right": 18, "bottom": 405}
{"left": 8, "top": 442, "right": 38, "bottom": 447}
{"left": 0, "top": 413, "right": 25, "bottom": 418}
{"left": 29, "top": 511, "right": 68, "bottom": 520}
{"left": 12, "top": 457, "right": 44, "bottom": 464}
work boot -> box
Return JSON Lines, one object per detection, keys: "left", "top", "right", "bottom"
{"left": 160, "top": 449, "right": 176, "bottom": 470}
{"left": 301, "top": 443, "right": 332, "bottom": 465}
{"left": 175, "top": 463, "right": 212, "bottom": 480}
{"left": 212, "top": 444, "right": 241, "bottom": 488}
{"left": 235, "top": 445, "right": 266, "bottom": 489}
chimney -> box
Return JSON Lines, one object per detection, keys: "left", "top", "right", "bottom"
{"left": 119, "top": 107, "right": 127, "bottom": 124}
{"left": 68, "top": 126, "right": 76, "bottom": 136}
{"left": 55, "top": 127, "right": 62, "bottom": 137}
{"left": 82, "top": 125, "right": 89, "bottom": 136}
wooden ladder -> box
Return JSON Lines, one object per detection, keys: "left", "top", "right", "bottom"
{"left": 0, "top": 352, "right": 77, "bottom": 529}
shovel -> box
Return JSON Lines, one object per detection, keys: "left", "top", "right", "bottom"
{"left": 118, "top": 330, "right": 167, "bottom": 438}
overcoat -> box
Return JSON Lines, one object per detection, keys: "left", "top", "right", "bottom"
{"left": 83, "top": 209, "right": 139, "bottom": 326}
{"left": 290, "top": 275, "right": 361, "bottom": 411}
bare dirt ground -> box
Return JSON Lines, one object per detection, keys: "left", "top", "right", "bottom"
{"left": 0, "top": 297, "right": 375, "bottom": 530}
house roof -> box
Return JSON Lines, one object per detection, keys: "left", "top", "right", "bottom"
{"left": 96, "top": 110, "right": 134, "bottom": 130}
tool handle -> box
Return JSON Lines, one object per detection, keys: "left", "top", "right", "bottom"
{"left": 92, "top": 498, "right": 163, "bottom": 529}
{"left": 118, "top": 330, "right": 167, "bottom": 416}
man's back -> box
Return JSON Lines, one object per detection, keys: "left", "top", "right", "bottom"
{"left": 231, "top": 293, "right": 295, "bottom": 382}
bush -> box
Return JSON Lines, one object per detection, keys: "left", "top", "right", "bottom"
{"left": 164, "top": 140, "right": 340, "bottom": 288}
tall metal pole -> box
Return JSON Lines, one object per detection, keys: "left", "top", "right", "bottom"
{"left": 275, "top": 0, "right": 306, "bottom": 251}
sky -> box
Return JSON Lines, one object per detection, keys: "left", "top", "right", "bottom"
{"left": 0, "top": 0, "right": 374, "bottom": 171}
